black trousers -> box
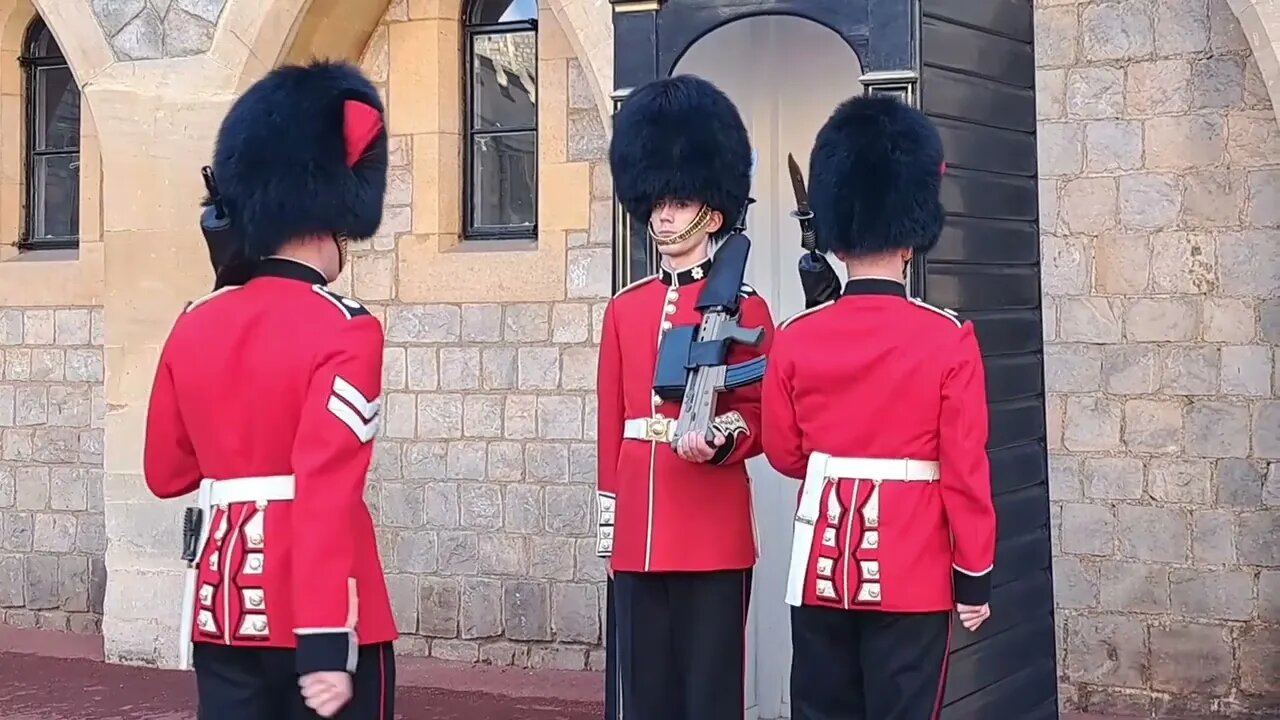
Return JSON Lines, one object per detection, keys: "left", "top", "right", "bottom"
{"left": 791, "top": 605, "right": 952, "bottom": 720}
{"left": 193, "top": 642, "right": 395, "bottom": 720}
{"left": 613, "top": 569, "right": 752, "bottom": 720}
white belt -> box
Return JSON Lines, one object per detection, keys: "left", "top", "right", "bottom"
{"left": 623, "top": 417, "right": 676, "bottom": 444}
{"left": 177, "top": 475, "right": 296, "bottom": 670}
{"left": 785, "top": 453, "right": 939, "bottom": 607}
{"left": 207, "top": 475, "right": 296, "bottom": 506}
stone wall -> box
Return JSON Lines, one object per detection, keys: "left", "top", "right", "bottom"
{"left": 317, "top": 3, "right": 614, "bottom": 669}
{"left": 1036, "top": 0, "right": 1280, "bottom": 714}
{"left": 0, "top": 307, "right": 105, "bottom": 634}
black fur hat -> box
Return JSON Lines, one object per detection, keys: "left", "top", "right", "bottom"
{"left": 206, "top": 60, "right": 388, "bottom": 259}
{"left": 808, "top": 94, "right": 946, "bottom": 256}
{"left": 609, "top": 74, "right": 752, "bottom": 227}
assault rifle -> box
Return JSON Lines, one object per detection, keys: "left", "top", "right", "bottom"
{"left": 652, "top": 197, "right": 768, "bottom": 447}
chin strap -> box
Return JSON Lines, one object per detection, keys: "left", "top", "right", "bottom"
{"left": 649, "top": 203, "right": 713, "bottom": 246}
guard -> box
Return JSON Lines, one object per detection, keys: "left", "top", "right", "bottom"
{"left": 598, "top": 74, "right": 774, "bottom": 720}
{"left": 761, "top": 95, "right": 997, "bottom": 719}
{"left": 143, "top": 60, "right": 397, "bottom": 719}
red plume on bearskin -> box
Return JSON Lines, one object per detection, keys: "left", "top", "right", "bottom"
{"left": 203, "top": 60, "right": 389, "bottom": 260}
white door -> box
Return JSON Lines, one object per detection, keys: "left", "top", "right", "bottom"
{"left": 673, "top": 16, "right": 864, "bottom": 720}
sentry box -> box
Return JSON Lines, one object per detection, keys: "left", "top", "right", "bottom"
{"left": 605, "top": 2, "right": 1056, "bottom": 719}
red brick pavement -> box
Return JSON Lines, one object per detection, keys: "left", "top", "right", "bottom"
{"left": 0, "top": 626, "right": 1137, "bottom": 720}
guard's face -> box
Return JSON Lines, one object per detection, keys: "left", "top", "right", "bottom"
{"left": 313, "top": 232, "right": 345, "bottom": 283}
{"left": 649, "top": 198, "right": 723, "bottom": 258}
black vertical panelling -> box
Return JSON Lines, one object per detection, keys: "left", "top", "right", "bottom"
{"left": 920, "top": 1, "right": 1059, "bottom": 718}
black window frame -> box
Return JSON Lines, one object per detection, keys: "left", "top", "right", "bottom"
{"left": 463, "top": 0, "right": 539, "bottom": 242}
{"left": 18, "top": 16, "right": 79, "bottom": 252}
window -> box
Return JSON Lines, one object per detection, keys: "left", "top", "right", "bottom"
{"left": 465, "top": 0, "right": 537, "bottom": 240}
{"left": 20, "top": 17, "right": 80, "bottom": 251}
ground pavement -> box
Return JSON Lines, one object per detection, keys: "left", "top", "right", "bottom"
{"left": 0, "top": 627, "right": 1133, "bottom": 720}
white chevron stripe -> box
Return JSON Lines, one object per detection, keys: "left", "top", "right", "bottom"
{"left": 331, "top": 376, "right": 380, "bottom": 420}
{"left": 327, "top": 396, "right": 380, "bottom": 443}
{"left": 327, "top": 375, "right": 381, "bottom": 443}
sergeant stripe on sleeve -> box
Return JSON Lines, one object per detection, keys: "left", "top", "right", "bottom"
{"left": 327, "top": 375, "right": 381, "bottom": 443}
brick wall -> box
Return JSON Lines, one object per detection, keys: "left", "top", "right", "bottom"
{"left": 0, "top": 306, "right": 105, "bottom": 634}
{"left": 320, "top": 5, "right": 614, "bottom": 670}
{"left": 1036, "top": 0, "right": 1280, "bottom": 714}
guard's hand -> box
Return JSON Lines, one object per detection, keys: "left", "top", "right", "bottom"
{"left": 956, "top": 603, "right": 990, "bottom": 632}
{"left": 299, "top": 671, "right": 353, "bottom": 718}
{"left": 675, "top": 430, "right": 723, "bottom": 463}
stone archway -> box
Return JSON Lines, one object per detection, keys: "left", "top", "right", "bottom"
{"left": 220, "top": 0, "right": 613, "bottom": 120}
{"left": 1231, "top": 0, "right": 1280, "bottom": 118}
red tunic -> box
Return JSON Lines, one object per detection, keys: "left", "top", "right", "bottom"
{"left": 144, "top": 257, "right": 397, "bottom": 673}
{"left": 761, "top": 277, "right": 996, "bottom": 612}
{"left": 596, "top": 257, "right": 775, "bottom": 573}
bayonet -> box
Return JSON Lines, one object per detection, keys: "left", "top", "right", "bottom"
{"left": 786, "top": 152, "right": 842, "bottom": 309}
{"left": 787, "top": 153, "right": 817, "bottom": 252}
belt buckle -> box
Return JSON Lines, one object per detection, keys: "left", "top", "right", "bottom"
{"left": 646, "top": 417, "right": 671, "bottom": 443}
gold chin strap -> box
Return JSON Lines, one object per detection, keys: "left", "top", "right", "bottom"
{"left": 648, "top": 204, "right": 712, "bottom": 246}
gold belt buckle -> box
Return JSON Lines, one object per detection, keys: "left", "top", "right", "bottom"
{"left": 645, "top": 417, "right": 672, "bottom": 443}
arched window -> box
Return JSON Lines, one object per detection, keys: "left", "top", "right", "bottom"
{"left": 464, "top": 0, "right": 537, "bottom": 241}
{"left": 20, "top": 17, "right": 80, "bottom": 251}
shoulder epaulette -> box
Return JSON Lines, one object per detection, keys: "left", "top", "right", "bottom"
{"left": 613, "top": 275, "right": 656, "bottom": 299}
{"left": 779, "top": 300, "right": 834, "bottom": 330}
{"left": 739, "top": 283, "right": 758, "bottom": 297}
{"left": 311, "top": 285, "right": 372, "bottom": 319}
{"left": 184, "top": 285, "right": 242, "bottom": 314}
{"left": 908, "top": 298, "right": 962, "bottom": 328}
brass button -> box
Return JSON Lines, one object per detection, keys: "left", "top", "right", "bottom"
{"left": 664, "top": 304, "right": 676, "bottom": 315}
{"left": 249, "top": 533, "right": 263, "bottom": 545}
{"left": 661, "top": 321, "right": 672, "bottom": 331}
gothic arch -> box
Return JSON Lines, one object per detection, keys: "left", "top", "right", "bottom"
{"left": 219, "top": 0, "right": 611, "bottom": 121}
{"left": 1230, "top": 0, "right": 1280, "bottom": 120}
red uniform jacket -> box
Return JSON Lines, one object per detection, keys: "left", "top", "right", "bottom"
{"left": 596, "top": 256, "right": 775, "bottom": 573}
{"left": 761, "top": 277, "right": 996, "bottom": 612}
{"left": 144, "top": 257, "right": 397, "bottom": 674}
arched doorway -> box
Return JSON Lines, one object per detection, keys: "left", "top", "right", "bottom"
{"left": 672, "top": 15, "right": 862, "bottom": 719}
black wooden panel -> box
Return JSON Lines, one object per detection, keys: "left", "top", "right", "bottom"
{"left": 988, "top": 442, "right": 1047, "bottom": 495}
{"left": 922, "top": 66, "right": 1036, "bottom": 132}
{"left": 949, "top": 572, "right": 1053, "bottom": 653}
{"left": 922, "top": 17, "right": 1035, "bottom": 87}
{"left": 946, "top": 619, "right": 1056, "bottom": 698}
{"left": 945, "top": 656, "right": 1059, "bottom": 719}
{"left": 925, "top": 265, "right": 1041, "bottom": 311}
{"left": 983, "top": 353, "right": 1043, "bottom": 403}
{"left": 931, "top": 217, "right": 1039, "bottom": 265}
{"left": 613, "top": 10, "right": 658, "bottom": 89}
{"left": 935, "top": 118, "right": 1037, "bottom": 177}
{"left": 993, "top": 526, "right": 1053, "bottom": 587}
{"left": 921, "top": 7, "right": 1057, "bottom": 718}
{"left": 941, "top": 167, "right": 1039, "bottom": 221}
{"left": 994, "top": 484, "right": 1051, "bottom": 538}
{"left": 922, "top": 0, "right": 1034, "bottom": 44}
{"left": 988, "top": 398, "right": 1046, "bottom": 450}
{"left": 963, "top": 309, "right": 1043, "bottom": 356}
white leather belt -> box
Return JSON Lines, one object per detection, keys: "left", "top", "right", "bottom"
{"left": 622, "top": 417, "right": 676, "bottom": 444}
{"left": 177, "top": 475, "right": 296, "bottom": 670}
{"left": 785, "top": 453, "right": 940, "bottom": 607}
{"left": 207, "top": 475, "right": 296, "bottom": 506}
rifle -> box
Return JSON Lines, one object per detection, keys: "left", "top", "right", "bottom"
{"left": 200, "top": 166, "right": 256, "bottom": 290}
{"left": 652, "top": 195, "right": 768, "bottom": 446}
{"left": 786, "top": 153, "right": 842, "bottom": 309}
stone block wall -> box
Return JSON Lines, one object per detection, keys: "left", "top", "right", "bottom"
{"left": 0, "top": 306, "right": 105, "bottom": 634}
{"left": 1036, "top": 0, "right": 1280, "bottom": 714}
{"left": 315, "top": 3, "right": 614, "bottom": 670}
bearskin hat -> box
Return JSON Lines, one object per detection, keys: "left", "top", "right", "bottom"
{"left": 609, "top": 74, "right": 752, "bottom": 227}
{"left": 808, "top": 94, "right": 946, "bottom": 256}
{"left": 205, "top": 60, "right": 388, "bottom": 259}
